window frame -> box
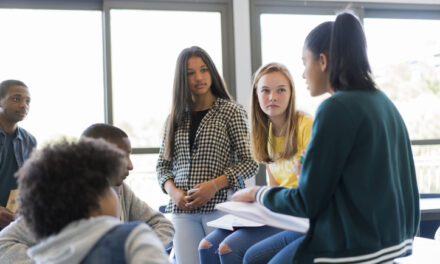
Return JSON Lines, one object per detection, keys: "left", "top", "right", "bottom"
{"left": 103, "top": 0, "right": 235, "bottom": 155}
{"left": 1, "top": 0, "right": 235, "bottom": 156}
{"left": 250, "top": 0, "right": 440, "bottom": 185}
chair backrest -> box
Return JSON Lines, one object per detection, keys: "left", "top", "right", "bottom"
{"left": 159, "top": 205, "right": 167, "bottom": 213}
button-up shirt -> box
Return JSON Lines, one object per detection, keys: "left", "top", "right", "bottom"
{"left": 157, "top": 98, "right": 258, "bottom": 214}
{"left": 0, "top": 126, "right": 36, "bottom": 206}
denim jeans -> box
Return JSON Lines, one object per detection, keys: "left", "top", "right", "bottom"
{"left": 199, "top": 225, "right": 283, "bottom": 264}
{"left": 171, "top": 211, "right": 224, "bottom": 264}
{"left": 244, "top": 230, "right": 305, "bottom": 264}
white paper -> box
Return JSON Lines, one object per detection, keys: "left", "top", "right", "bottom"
{"left": 207, "top": 214, "right": 264, "bottom": 231}
{"left": 215, "top": 201, "right": 309, "bottom": 234}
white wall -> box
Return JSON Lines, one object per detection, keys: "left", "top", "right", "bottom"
{"left": 232, "top": 0, "right": 252, "bottom": 113}
{"left": 233, "top": 0, "right": 257, "bottom": 186}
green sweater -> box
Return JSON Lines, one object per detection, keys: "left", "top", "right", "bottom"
{"left": 256, "top": 90, "right": 420, "bottom": 263}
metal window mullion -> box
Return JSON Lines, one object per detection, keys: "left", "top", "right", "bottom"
{"left": 132, "top": 148, "right": 160, "bottom": 155}
{"left": 102, "top": 1, "right": 114, "bottom": 124}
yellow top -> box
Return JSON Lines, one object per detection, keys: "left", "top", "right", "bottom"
{"left": 267, "top": 113, "right": 313, "bottom": 188}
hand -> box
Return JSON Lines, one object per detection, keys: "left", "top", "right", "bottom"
{"left": 231, "top": 186, "right": 260, "bottom": 203}
{"left": 0, "top": 206, "right": 15, "bottom": 228}
{"left": 185, "top": 181, "right": 217, "bottom": 209}
{"left": 169, "top": 188, "right": 192, "bottom": 211}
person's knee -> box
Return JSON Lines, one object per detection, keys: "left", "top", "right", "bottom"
{"left": 219, "top": 242, "right": 232, "bottom": 255}
{"left": 243, "top": 250, "right": 253, "bottom": 264}
{"left": 199, "top": 239, "right": 212, "bottom": 250}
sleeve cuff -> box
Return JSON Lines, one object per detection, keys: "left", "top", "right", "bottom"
{"left": 159, "top": 175, "right": 174, "bottom": 194}
{"left": 224, "top": 170, "right": 239, "bottom": 191}
{"left": 255, "top": 186, "right": 271, "bottom": 205}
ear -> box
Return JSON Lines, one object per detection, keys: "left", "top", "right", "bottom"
{"left": 319, "top": 53, "right": 329, "bottom": 72}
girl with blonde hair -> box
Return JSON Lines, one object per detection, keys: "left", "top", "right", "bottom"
{"left": 199, "top": 62, "right": 313, "bottom": 264}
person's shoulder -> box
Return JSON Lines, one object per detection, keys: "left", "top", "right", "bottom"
{"left": 314, "top": 94, "right": 351, "bottom": 122}
{"left": 120, "top": 182, "right": 132, "bottom": 191}
{"left": 118, "top": 182, "right": 136, "bottom": 198}
{"left": 17, "top": 126, "right": 33, "bottom": 136}
{"left": 17, "top": 127, "right": 37, "bottom": 144}
{"left": 319, "top": 91, "right": 357, "bottom": 110}
{"left": 297, "top": 112, "right": 313, "bottom": 125}
{"left": 216, "top": 98, "right": 245, "bottom": 114}
{"left": 332, "top": 90, "right": 381, "bottom": 102}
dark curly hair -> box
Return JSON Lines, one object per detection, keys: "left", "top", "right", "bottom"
{"left": 17, "top": 138, "right": 125, "bottom": 240}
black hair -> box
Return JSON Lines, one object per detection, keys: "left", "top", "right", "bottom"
{"left": 81, "top": 123, "right": 128, "bottom": 140}
{"left": 304, "top": 12, "right": 377, "bottom": 92}
{"left": 0, "top": 79, "right": 28, "bottom": 98}
{"left": 304, "top": 21, "right": 333, "bottom": 60}
{"left": 17, "top": 138, "right": 125, "bottom": 240}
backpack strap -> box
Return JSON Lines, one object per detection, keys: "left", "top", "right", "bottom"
{"left": 81, "top": 221, "right": 142, "bottom": 264}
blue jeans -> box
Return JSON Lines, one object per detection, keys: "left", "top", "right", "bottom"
{"left": 171, "top": 211, "right": 224, "bottom": 264}
{"left": 244, "top": 230, "right": 305, "bottom": 264}
{"left": 199, "top": 225, "right": 283, "bottom": 264}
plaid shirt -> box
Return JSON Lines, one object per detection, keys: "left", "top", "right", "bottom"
{"left": 157, "top": 98, "right": 258, "bottom": 214}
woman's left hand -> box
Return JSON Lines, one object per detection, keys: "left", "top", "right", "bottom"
{"left": 185, "top": 181, "right": 217, "bottom": 209}
{"left": 231, "top": 186, "right": 260, "bottom": 203}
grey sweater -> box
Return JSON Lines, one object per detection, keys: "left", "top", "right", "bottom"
{"left": 28, "top": 216, "right": 168, "bottom": 264}
{"left": 0, "top": 183, "right": 174, "bottom": 264}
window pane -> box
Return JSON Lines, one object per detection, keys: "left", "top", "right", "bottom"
{"left": 110, "top": 10, "right": 223, "bottom": 148}
{"left": 364, "top": 18, "right": 440, "bottom": 140}
{"left": 260, "top": 14, "right": 334, "bottom": 117}
{"left": 412, "top": 145, "right": 440, "bottom": 193}
{"left": 124, "top": 154, "right": 169, "bottom": 211}
{"left": 0, "top": 9, "right": 105, "bottom": 145}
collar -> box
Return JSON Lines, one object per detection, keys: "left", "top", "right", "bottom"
{"left": 0, "top": 126, "right": 21, "bottom": 141}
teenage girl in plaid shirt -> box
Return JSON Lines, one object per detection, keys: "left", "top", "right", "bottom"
{"left": 156, "top": 46, "right": 258, "bottom": 264}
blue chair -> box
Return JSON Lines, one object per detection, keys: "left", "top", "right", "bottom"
{"left": 159, "top": 205, "right": 176, "bottom": 263}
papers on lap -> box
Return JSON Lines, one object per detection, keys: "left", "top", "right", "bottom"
{"left": 215, "top": 201, "right": 309, "bottom": 234}
{"left": 6, "top": 189, "right": 18, "bottom": 213}
{"left": 207, "top": 214, "right": 264, "bottom": 231}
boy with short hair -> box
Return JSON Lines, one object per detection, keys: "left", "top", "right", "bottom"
{"left": 17, "top": 138, "right": 168, "bottom": 264}
{"left": 0, "top": 123, "right": 174, "bottom": 264}
{"left": 0, "top": 80, "right": 36, "bottom": 229}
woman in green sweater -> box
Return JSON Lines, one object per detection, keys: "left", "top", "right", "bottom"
{"left": 233, "top": 11, "right": 420, "bottom": 264}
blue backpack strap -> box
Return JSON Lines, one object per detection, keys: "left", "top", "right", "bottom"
{"left": 81, "top": 221, "right": 142, "bottom": 264}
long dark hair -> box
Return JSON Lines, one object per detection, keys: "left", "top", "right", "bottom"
{"left": 163, "top": 46, "right": 232, "bottom": 159}
{"left": 304, "top": 11, "right": 377, "bottom": 92}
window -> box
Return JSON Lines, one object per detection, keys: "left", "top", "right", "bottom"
{"left": 124, "top": 154, "right": 169, "bottom": 211}
{"left": 110, "top": 9, "right": 223, "bottom": 148}
{"left": 364, "top": 18, "right": 440, "bottom": 140}
{"left": 104, "top": 0, "right": 234, "bottom": 206}
{"left": 1, "top": 0, "right": 235, "bottom": 208}
{"left": 0, "top": 9, "right": 104, "bottom": 144}
{"left": 251, "top": 1, "right": 440, "bottom": 192}
{"left": 364, "top": 17, "right": 440, "bottom": 193}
